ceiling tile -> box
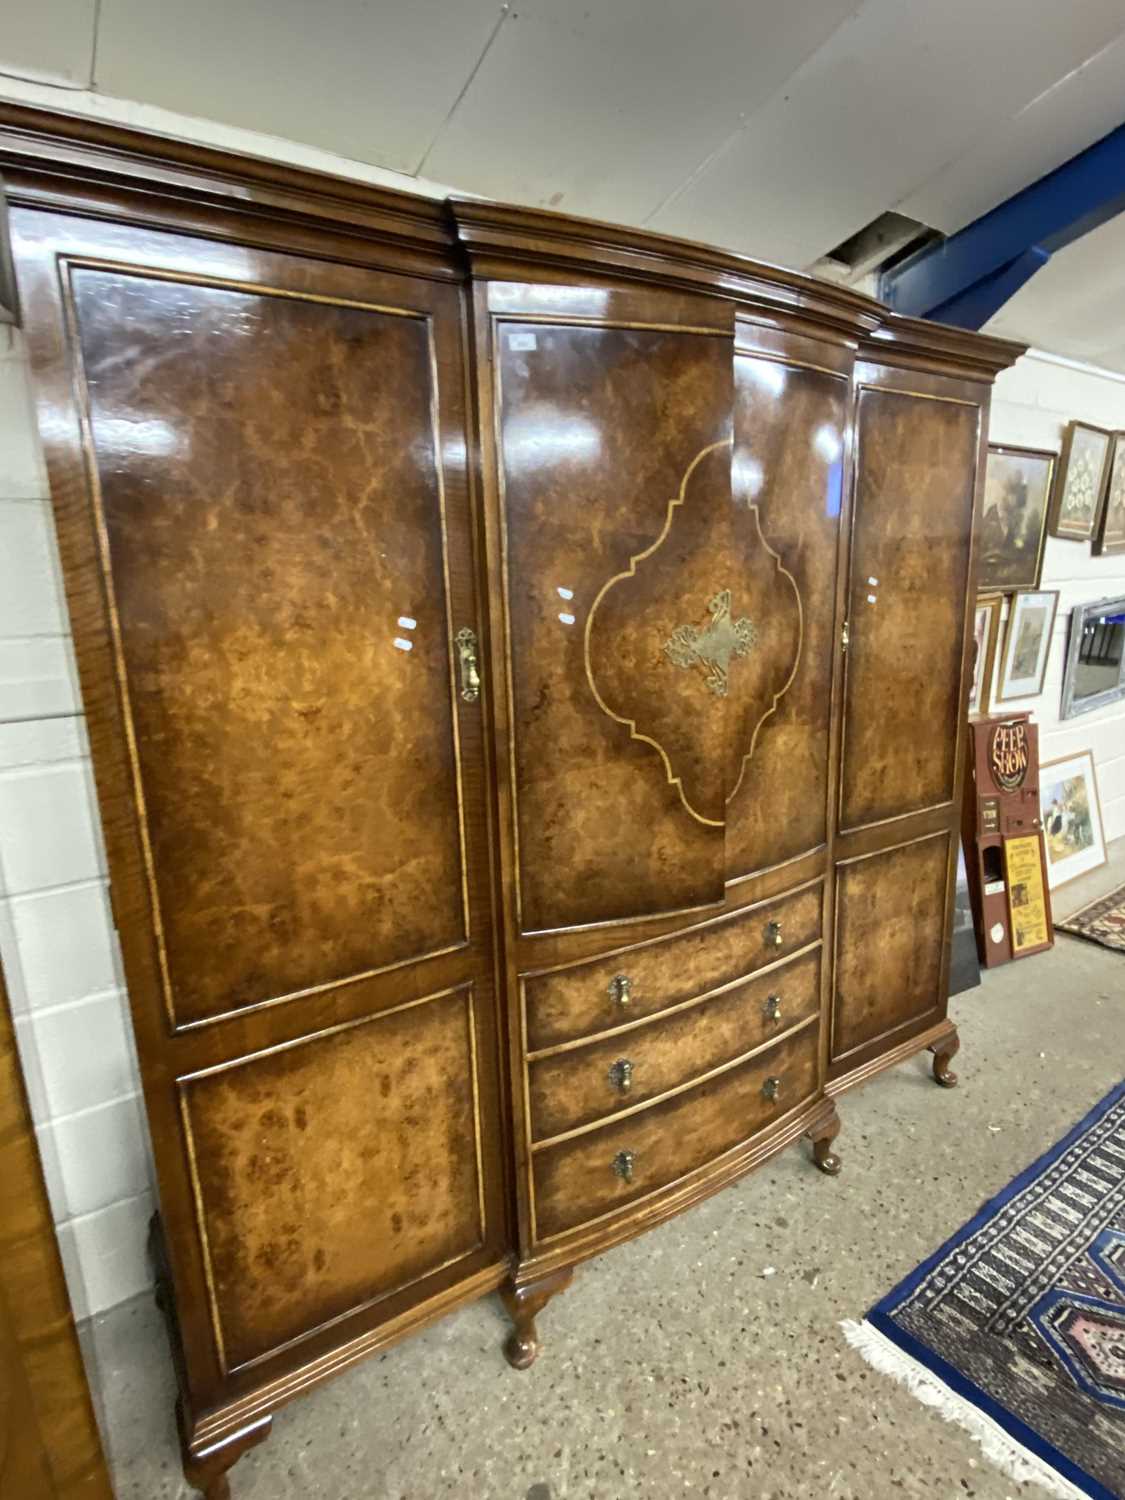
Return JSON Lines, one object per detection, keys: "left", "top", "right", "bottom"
{"left": 986, "top": 212, "right": 1125, "bottom": 374}
{"left": 0, "top": 0, "right": 97, "bottom": 88}
{"left": 422, "top": 0, "right": 861, "bottom": 224}
{"left": 94, "top": 0, "right": 505, "bottom": 175}
{"left": 898, "top": 32, "right": 1125, "bottom": 235}
{"left": 648, "top": 0, "right": 1125, "bottom": 269}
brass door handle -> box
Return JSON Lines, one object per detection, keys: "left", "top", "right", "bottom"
{"left": 762, "top": 1076, "right": 781, "bottom": 1103}
{"left": 763, "top": 994, "right": 782, "bottom": 1023}
{"left": 455, "top": 627, "right": 480, "bottom": 702}
{"left": 765, "top": 920, "right": 783, "bottom": 948}
{"left": 612, "top": 1149, "right": 636, "bottom": 1184}
{"left": 608, "top": 973, "right": 632, "bottom": 1008}
{"left": 608, "top": 1059, "right": 634, "bottom": 1095}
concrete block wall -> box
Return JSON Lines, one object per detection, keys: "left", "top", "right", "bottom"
{"left": 0, "top": 325, "right": 155, "bottom": 1318}
{"left": 987, "top": 351, "right": 1125, "bottom": 846}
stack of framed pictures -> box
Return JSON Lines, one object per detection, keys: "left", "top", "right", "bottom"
{"left": 972, "top": 444, "right": 1058, "bottom": 713}
{"left": 968, "top": 423, "right": 1116, "bottom": 900}
{"left": 973, "top": 424, "right": 1125, "bottom": 715}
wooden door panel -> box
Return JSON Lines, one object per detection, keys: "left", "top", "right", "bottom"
{"left": 182, "top": 986, "right": 484, "bottom": 1371}
{"left": 495, "top": 319, "right": 732, "bottom": 933}
{"left": 14, "top": 207, "right": 506, "bottom": 1409}
{"left": 726, "top": 353, "right": 847, "bottom": 879}
{"left": 68, "top": 268, "right": 468, "bottom": 1028}
{"left": 831, "top": 832, "right": 950, "bottom": 1060}
{"left": 840, "top": 387, "right": 980, "bottom": 831}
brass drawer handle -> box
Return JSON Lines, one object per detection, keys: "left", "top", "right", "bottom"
{"left": 608, "top": 1058, "right": 634, "bottom": 1095}
{"left": 763, "top": 993, "right": 782, "bottom": 1023}
{"left": 762, "top": 1076, "right": 782, "bottom": 1103}
{"left": 455, "top": 626, "right": 480, "bottom": 702}
{"left": 765, "top": 919, "right": 783, "bottom": 948}
{"left": 612, "top": 1149, "right": 635, "bottom": 1184}
{"left": 608, "top": 973, "right": 632, "bottom": 1008}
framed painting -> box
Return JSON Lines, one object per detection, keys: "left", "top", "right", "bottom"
{"left": 978, "top": 444, "right": 1054, "bottom": 591}
{"left": 968, "top": 594, "right": 1002, "bottom": 716}
{"left": 1047, "top": 421, "right": 1111, "bottom": 541}
{"left": 995, "top": 589, "right": 1058, "bottom": 702}
{"left": 1039, "top": 750, "right": 1108, "bottom": 890}
{"left": 1093, "top": 431, "right": 1125, "bottom": 557}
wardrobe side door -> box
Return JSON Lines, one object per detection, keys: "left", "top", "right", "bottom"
{"left": 13, "top": 210, "right": 507, "bottom": 1403}
{"left": 839, "top": 383, "right": 980, "bottom": 832}
{"left": 831, "top": 364, "right": 985, "bottom": 1071}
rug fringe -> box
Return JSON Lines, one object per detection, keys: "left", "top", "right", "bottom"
{"left": 841, "top": 1320, "right": 1090, "bottom": 1500}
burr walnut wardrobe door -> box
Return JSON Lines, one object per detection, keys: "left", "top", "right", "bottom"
{"left": 12, "top": 208, "right": 507, "bottom": 1406}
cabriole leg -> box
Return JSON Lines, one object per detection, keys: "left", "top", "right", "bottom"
{"left": 807, "top": 1106, "right": 842, "bottom": 1176}
{"left": 930, "top": 1026, "right": 961, "bottom": 1089}
{"left": 499, "top": 1265, "right": 574, "bottom": 1370}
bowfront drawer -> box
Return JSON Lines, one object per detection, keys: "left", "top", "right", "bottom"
{"left": 528, "top": 948, "right": 820, "bottom": 1141}
{"left": 523, "top": 882, "right": 823, "bottom": 1052}
{"left": 532, "top": 1022, "right": 818, "bottom": 1241}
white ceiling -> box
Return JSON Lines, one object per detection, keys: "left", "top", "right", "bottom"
{"left": 3, "top": 0, "right": 1125, "bottom": 363}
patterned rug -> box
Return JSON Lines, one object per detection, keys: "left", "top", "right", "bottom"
{"left": 1059, "top": 884, "right": 1125, "bottom": 955}
{"left": 845, "top": 1082, "right": 1125, "bottom": 1499}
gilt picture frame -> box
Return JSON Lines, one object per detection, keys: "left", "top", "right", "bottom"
{"left": 968, "top": 594, "right": 1002, "bottom": 717}
{"left": 978, "top": 444, "right": 1054, "bottom": 591}
{"left": 1047, "top": 421, "right": 1111, "bottom": 541}
{"left": 995, "top": 589, "right": 1058, "bottom": 703}
{"left": 1093, "top": 431, "right": 1125, "bottom": 557}
{"left": 1039, "top": 750, "right": 1107, "bottom": 890}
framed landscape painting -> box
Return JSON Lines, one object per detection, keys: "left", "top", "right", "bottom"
{"left": 1093, "top": 430, "right": 1125, "bottom": 557}
{"left": 995, "top": 589, "right": 1058, "bottom": 702}
{"left": 978, "top": 444, "right": 1054, "bottom": 591}
{"left": 968, "top": 595, "right": 1002, "bottom": 716}
{"left": 1047, "top": 421, "right": 1111, "bottom": 541}
{"left": 1039, "top": 750, "right": 1107, "bottom": 890}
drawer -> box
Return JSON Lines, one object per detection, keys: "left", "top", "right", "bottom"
{"left": 523, "top": 882, "right": 822, "bottom": 1052}
{"left": 532, "top": 1022, "right": 818, "bottom": 1241}
{"left": 528, "top": 948, "right": 820, "bottom": 1141}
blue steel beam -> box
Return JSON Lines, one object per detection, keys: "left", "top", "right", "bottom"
{"left": 881, "top": 122, "right": 1125, "bottom": 328}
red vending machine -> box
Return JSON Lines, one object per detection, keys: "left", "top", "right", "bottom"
{"left": 962, "top": 712, "right": 1054, "bottom": 967}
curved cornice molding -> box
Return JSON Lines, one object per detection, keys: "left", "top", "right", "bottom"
{"left": 0, "top": 103, "right": 1025, "bottom": 377}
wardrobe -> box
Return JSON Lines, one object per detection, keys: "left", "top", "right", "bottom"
{"left": 0, "top": 104, "right": 1022, "bottom": 1498}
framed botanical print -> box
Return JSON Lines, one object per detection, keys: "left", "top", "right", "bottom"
{"left": 968, "top": 595, "right": 1002, "bottom": 716}
{"left": 996, "top": 589, "right": 1058, "bottom": 702}
{"left": 1039, "top": 750, "right": 1107, "bottom": 890}
{"left": 1093, "top": 430, "right": 1125, "bottom": 556}
{"left": 1047, "top": 421, "right": 1111, "bottom": 540}
{"left": 978, "top": 444, "right": 1054, "bottom": 591}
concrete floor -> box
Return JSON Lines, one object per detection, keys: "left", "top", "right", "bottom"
{"left": 85, "top": 843, "right": 1125, "bottom": 1500}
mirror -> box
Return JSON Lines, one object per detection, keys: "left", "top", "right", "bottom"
{"left": 1060, "top": 595, "right": 1125, "bottom": 718}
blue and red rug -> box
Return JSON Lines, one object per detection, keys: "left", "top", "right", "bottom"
{"left": 845, "top": 1081, "right": 1125, "bottom": 1499}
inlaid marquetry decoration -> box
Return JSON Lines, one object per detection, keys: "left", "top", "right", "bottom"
{"left": 725, "top": 468, "right": 803, "bottom": 807}
{"left": 664, "top": 589, "right": 758, "bottom": 697}
{"left": 586, "top": 438, "right": 803, "bottom": 826}
{"left": 585, "top": 441, "right": 733, "bottom": 826}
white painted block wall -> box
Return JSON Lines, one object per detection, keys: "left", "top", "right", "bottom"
{"left": 986, "top": 352, "right": 1125, "bottom": 845}
{"left": 0, "top": 325, "right": 155, "bottom": 1318}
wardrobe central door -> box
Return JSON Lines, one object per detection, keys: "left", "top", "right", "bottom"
{"left": 489, "top": 296, "right": 735, "bottom": 934}
{"left": 13, "top": 210, "right": 506, "bottom": 1398}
